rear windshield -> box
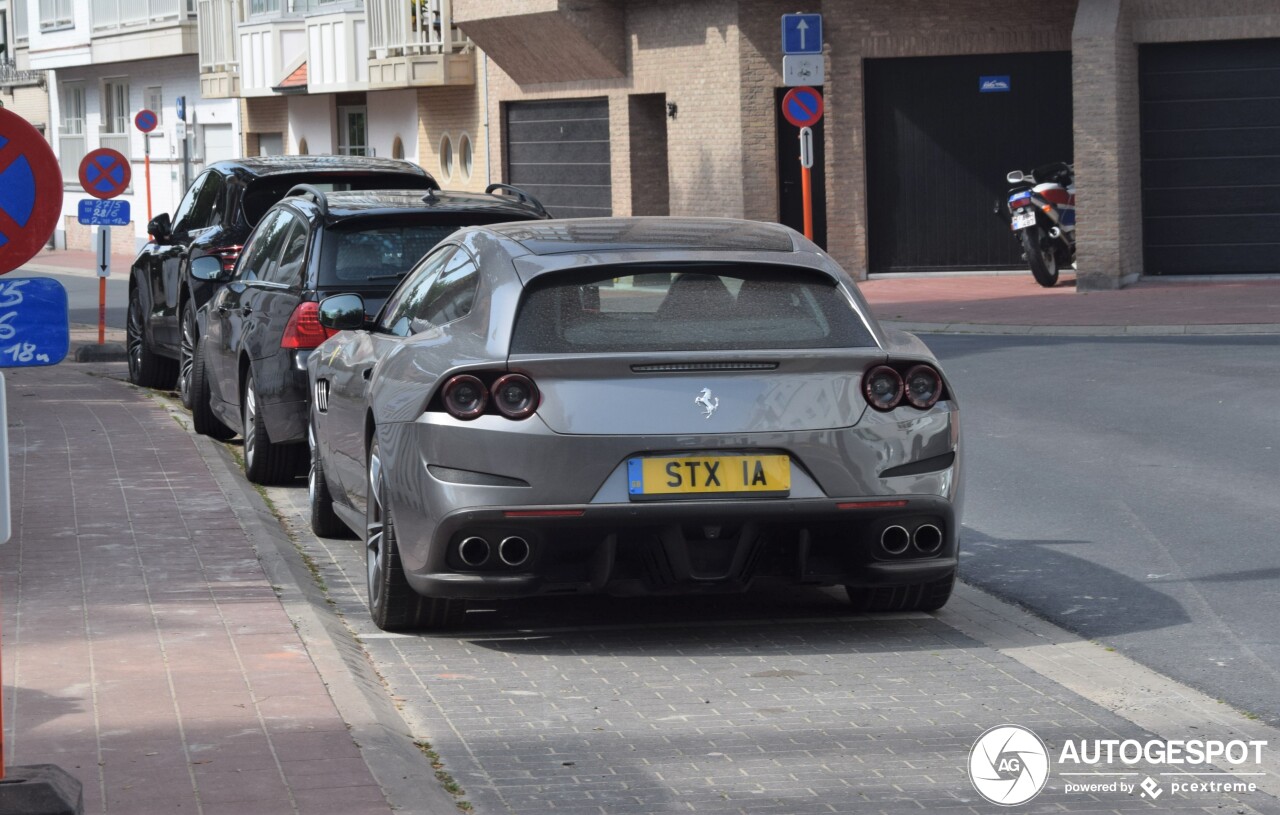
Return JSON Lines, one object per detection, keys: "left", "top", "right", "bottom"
{"left": 510, "top": 263, "right": 876, "bottom": 354}
{"left": 241, "top": 174, "right": 435, "bottom": 225}
{"left": 319, "top": 221, "right": 464, "bottom": 287}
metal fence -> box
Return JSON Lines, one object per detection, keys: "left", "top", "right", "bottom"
{"left": 92, "top": 0, "right": 195, "bottom": 31}
{"left": 198, "top": 0, "right": 241, "bottom": 71}
{"left": 367, "top": 0, "right": 466, "bottom": 58}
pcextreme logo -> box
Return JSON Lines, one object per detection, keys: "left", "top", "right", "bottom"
{"left": 968, "top": 725, "right": 1050, "bottom": 806}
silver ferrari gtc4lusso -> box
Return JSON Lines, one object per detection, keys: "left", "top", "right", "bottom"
{"left": 307, "top": 218, "right": 962, "bottom": 630}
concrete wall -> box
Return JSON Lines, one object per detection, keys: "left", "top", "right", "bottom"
{"left": 368, "top": 88, "right": 419, "bottom": 164}
{"left": 418, "top": 83, "right": 487, "bottom": 191}
{"left": 287, "top": 93, "right": 334, "bottom": 155}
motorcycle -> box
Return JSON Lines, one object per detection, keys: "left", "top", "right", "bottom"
{"left": 998, "top": 162, "right": 1075, "bottom": 287}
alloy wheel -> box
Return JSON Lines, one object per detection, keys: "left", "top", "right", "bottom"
{"left": 307, "top": 422, "right": 319, "bottom": 506}
{"left": 178, "top": 305, "right": 196, "bottom": 404}
{"left": 366, "top": 450, "right": 386, "bottom": 609}
{"left": 126, "top": 292, "right": 145, "bottom": 379}
{"left": 243, "top": 378, "right": 258, "bottom": 469}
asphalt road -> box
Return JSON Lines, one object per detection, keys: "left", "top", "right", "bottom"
{"left": 926, "top": 333, "right": 1280, "bottom": 726}
{"left": 17, "top": 269, "right": 130, "bottom": 330}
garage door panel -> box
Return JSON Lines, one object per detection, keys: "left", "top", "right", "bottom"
{"left": 1141, "top": 39, "right": 1280, "bottom": 275}
{"left": 1141, "top": 126, "right": 1280, "bottom": 160}
{"left": 501, "top": 163, "right": 611, "bottom": 187}
{"left": 1145, "top": 244, "right": 1280, "bottom": 275}
{"left": 1140, "top": 67, "right": 1280, "bottom": 102}
{"left": 506, "top": 140, "right": 610, "bottom": 166}
{"left": 506, "top": 98, "right": 612, "bottom": 220}
{"left": 1142, "top": 157, "right": 1280, "bottom": 189}
{"left": 1142, "top": 98, "right": 1280, "bottom": 131}
{"left": 506, "top": 119, "right": 609, "bottom": 144}
{"left": 1145, "top": 214, "right": 1280, "bottom": 246}
{"left": 1144, "top": 186, "right": 1280, "bottom": 217}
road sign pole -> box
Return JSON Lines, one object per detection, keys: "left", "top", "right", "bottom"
{"left": 799, "top": 126, "right": 814, "bottom": 241}
{"left": 145, "top": 135, "right": 153, "bottom": 225}
{"left": 97, "top": 227, "right": 110, "bottom": 345}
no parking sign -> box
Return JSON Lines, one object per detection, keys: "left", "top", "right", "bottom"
{"left": 0, "top": 109, "right": 65, "bottom": 276}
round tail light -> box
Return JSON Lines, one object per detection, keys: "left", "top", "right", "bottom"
{"left": 903, "top": 364, "right": 943, "bottom": 410}
{"left": 492, "top": 373, "right": 539, "bottom": 419}
{"left": 862, "top": 365, "right": 904, "bottom": 411}
{"left": 442, "top": 375, "right": 488, "bottom": 420}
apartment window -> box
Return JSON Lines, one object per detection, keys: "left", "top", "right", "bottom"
{"left": 1, "top": 11, "right": 9, "bottom": 59}
{"left": 145, "top": 87, "right": 164, "bottom": 125}
{"left": 103, "top": 80, "right": 130, "bottom": 133}
{"left": 59, "top": 83, "right": 87, "bottom": 180}
{"left": 337, "top": 106, "right": 367, "bottom": 156}
{"left": 249, "top": 0, "right": 279, "bottom": 15}
{"left": 38, "top": 0, "right": 73, "bottom": 31}
{"left": 13, "top": 0, "right": 28, "bottom": 43}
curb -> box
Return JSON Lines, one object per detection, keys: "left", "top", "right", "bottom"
{"left": 172, "top": 407, "right": 452, "bottom": 815}
{"left": 884, "top": 320, "right": 1280, "bottom": 337}
{"left": 72, "top": 342, "right": 128, "bottom": 362}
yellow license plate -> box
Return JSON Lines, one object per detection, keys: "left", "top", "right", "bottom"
{"left": 627, "top": 454, "right": 791, "bottom": 499}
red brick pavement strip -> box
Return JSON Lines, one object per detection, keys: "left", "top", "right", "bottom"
{"left": 858, "top": 273, "right": 1280, "bottom": 327}
{"left": 0, "top": 364, "right": 393, "bottom": 815}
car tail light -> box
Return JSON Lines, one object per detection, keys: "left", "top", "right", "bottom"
{"left": 208, "top": 245, "right": 243, "bottom": 273}
{"left": 862, "top": 365, "right": 903, "bottom": 411}
{"left": 442, "top": 375, "right": 488, "bottom": 420}
{"left": 491, "top": 373, "right": 539, "bottom": 420}
{"left": 280, "top": 301, "right": 336, "bottom": 350}
{"left": 903, "top": 364, "right": 943, "bottom": 410}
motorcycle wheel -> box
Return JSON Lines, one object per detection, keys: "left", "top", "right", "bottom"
{"left": 1021, "top": 227, "right": 1059, "bottom": 288}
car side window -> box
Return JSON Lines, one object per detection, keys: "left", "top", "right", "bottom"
{"left": 170, "top": 172, "right": 208, "bottom": 235}
{"left": 378, "top": 245, "right": 456, "bottom": 337}
{"left": 263, "top": 218, "right": 308, "bottom": 288}
{"left": 417, "top": 250, "right": 480, "bottom": 328}
{"left": 234, "top": 210, "right": 287, "bottom": 282}
{"left": 175, "top": 171, "right": 223, "bottom": 234}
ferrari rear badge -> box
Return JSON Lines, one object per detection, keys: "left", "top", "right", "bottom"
{"left": 694, "top": 387, "right": 720, "bottom": 419}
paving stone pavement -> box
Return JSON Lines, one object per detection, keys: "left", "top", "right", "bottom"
{"left": 0, "top": 362, "right": 395, "bottom": 815}
{"left": 264, "top": 483, "right": 1280, "bottom": 815}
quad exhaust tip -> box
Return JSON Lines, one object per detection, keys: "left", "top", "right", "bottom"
{"left": 499, "top": 536, "right": 531, "bottom": 567}
{"left": 880, "top": 525, "right": 911, "bottom": 556}
{"left": 913, "top": 524, "right": 943, "bottom": 554}
{"left": 458, "top": 536, "right": 491, "bottom": 567}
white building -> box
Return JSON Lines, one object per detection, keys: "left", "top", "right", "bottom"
{"left": 23, "top": 0, "right": 241, "bottom": 252}
{"left": 198, "top": 0, "right": 486, "bottom": 190}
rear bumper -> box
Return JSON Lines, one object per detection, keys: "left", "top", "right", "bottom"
{"left": 401, "top": 495, "right": 958, "bottom": 600}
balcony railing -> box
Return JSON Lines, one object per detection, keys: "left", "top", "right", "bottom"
{"left": 198, "top": 0, "right": 241, "bottom": 71}
{"left": 367, "top": 0, "right": 466, "bottom": 58}
{"left": 92, "top": 0, "right": 195, "bottom": 32}
{"left": 100, "top": 132, "right": 131, "bottom": 158}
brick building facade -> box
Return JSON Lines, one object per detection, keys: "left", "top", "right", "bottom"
{"left": 456, "top": 0, "right": 1280, "bottom": 289}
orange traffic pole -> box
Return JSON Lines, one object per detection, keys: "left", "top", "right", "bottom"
{"left": 99, "top": 277, "right": 106, "bottom": 345}
{"left": 801, "top": 165, "right": 813, "bottom": 241}
{"left": 145, "top": 153, "right": 153, "bottom": 224}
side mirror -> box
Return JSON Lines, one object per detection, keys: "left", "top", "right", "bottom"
{"left": 318, "top": 294, "right": 366, "bottom": 331}
{"left": 1006, "top": 171, "right": 1025, "bottom": 184}
{"left": 189, "top": 255, "right": 226, "bottom": 282}
{"left": 148, "top": 213, "right": 172, "bottom": 241}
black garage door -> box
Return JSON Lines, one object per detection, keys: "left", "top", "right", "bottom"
{"left": 1140, "top": 39, "right": 1280, "bottom": 275}
{"left": 504, "top": 98, "right": 611, "bottom": 219}
{"left": 865, "top": 52, "right": 1073, "bottom": 272}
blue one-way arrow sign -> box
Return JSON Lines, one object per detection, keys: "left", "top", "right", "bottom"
{"left": 782, "top": 13, "right": 822, "bottom": 55}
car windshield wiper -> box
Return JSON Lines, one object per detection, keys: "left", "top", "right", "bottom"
{"left": 364, "top": 272, "right": 408, "bottom": 281}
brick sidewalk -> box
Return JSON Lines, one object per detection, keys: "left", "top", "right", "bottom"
{"left": 0, "top": 363, "right": 392, "bottom": 815}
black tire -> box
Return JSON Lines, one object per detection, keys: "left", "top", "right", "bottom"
{"left": 1020, "top": 227, "right": 1060, "bottom": 288}
{"left": 845, "top": 570, "right": 955, "bottom": 613}
{"left": 241, "top": 369, "right": 304, "bottom": 485}
{"left": 189, "top": 339, "right": 235, "bottom": 440}
{"left": 177, "top": 298, "right": 198, "bottom": 410}
{"left": 309, "top": 417, "right": 352, "bottom": 538}
{"left": 126, "top": 286, "right": 178, "bottom": 388}
{"left": 366, "top": 437, "right": 464, "bottom": 632}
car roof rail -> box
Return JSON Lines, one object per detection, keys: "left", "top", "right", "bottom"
{"left": 485, "top": 183, "right": 548, "bottom": 216}
{"left": 284, "top": 184, "right": 329, "bottom": 216}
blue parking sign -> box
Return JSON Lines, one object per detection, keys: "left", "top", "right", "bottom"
{"left": 782, "top": 13, "right": 822, "bottom": 55}
{"left": 78, "top": 198, "right": 131, "bottom": 226}
{"left": 0, "top": 277, "right": 69, "bottom": 367}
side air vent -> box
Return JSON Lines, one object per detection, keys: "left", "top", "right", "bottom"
{"left": 313, "top": 380, "right": 330, "bottom": 413}
{"left": 631, "top": 362, "right": 779, "bottom": 373}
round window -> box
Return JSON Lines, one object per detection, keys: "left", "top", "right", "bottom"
{"left": 391, "top": 136, "right": 404, "bottom": 160}
{"left": 439, "top": 134, "right": 454, "bottom": 180}
{"left": 297, "top": 137, "right": 309, "bottom": 155}
{"left": 459, "top": 133, "right": 473, "bottom": 181}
